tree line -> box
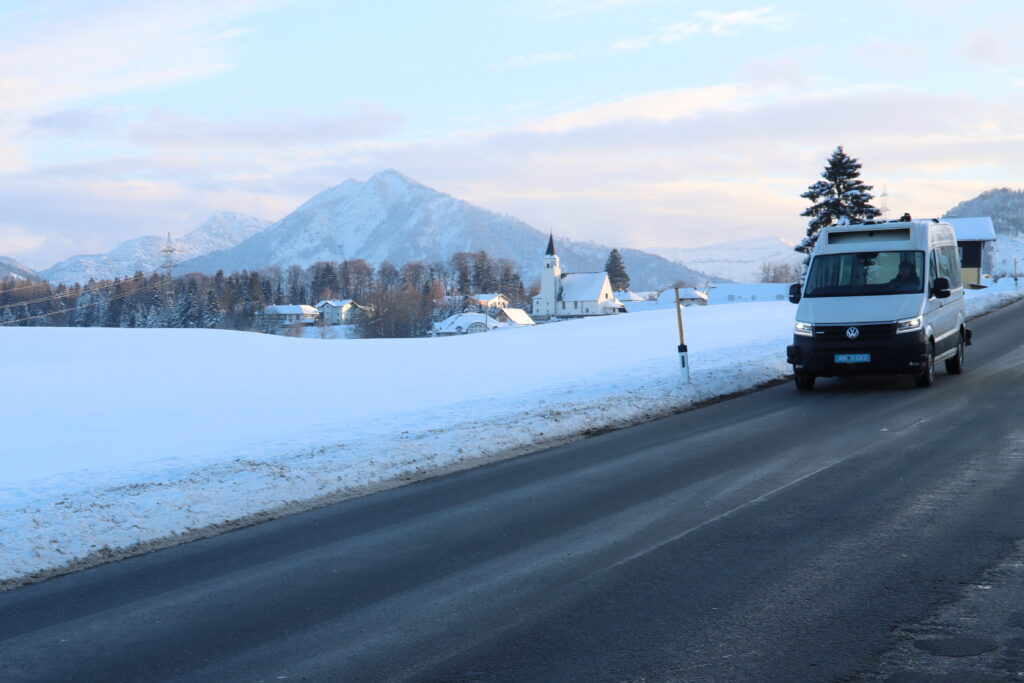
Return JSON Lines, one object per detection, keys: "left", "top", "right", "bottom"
{"left": 0, "top": 251, "right": 530, "bottom": 338}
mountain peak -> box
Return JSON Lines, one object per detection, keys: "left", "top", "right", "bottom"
{"left": 368, "top": 168, "right": 422, "bottom": 187}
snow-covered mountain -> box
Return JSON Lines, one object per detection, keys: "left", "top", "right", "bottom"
{"left": 945, "top": 188, "right": 1024, "bottom": 236}
{"left": 650, "top": 236, "right": 800, "bottom": 283}
{"left": 180, "top": 170, "right": 709, "bottom": 290}
{"left": 0, "top": 255, "right": 41, "bottom": 281}
{"left": 41, "top": 211, "right": 271, "bottom": 285}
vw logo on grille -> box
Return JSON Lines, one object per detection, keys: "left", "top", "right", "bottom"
{"left": 846, "top": 326, "right": 860, "bottom": 340}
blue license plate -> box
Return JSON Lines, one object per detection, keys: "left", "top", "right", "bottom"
{"left": 835, "top": 353, "right": 871, "bottom": 363}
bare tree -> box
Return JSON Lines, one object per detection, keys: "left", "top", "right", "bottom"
{"left": 758, "top": 258, "right": 802, "bottom": 283}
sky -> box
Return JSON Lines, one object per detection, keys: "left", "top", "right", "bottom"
{"left": 1, "top": 0, "right": 1022, "bottom": 270}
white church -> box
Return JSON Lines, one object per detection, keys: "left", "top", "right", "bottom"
{"left": 531, "top": 235, "right": 626, "bottom": 319}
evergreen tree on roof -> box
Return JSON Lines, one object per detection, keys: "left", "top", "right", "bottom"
{"left": 797, "top": 146, "right": 881, "bottom": 258}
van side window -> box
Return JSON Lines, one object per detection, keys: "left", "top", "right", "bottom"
{"left": 929, "top": 251, "right": 940, "bottom": 295}
{"left": 939, "top": 246, "right": 962, "bottom": 289}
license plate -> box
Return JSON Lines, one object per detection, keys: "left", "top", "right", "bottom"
{"left": 835, "top": 353, "right": 871, "bottom": 363}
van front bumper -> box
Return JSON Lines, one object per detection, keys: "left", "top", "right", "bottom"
{"left": 787, "top": 330, "right": 929, "bottom": 377}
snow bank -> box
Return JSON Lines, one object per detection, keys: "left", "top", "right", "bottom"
{"left": 2, "top": 284, "right": 1022, "bottom": 587}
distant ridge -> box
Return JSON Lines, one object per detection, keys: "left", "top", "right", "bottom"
{"left": 945, "top": 188, "right": 1024, "bottom": 236}
{"left": 0, "top": 256, "right": 41, "bottom": 282}
{"left": 650, "top": 236, "right": 799, "bottom": 283}
{"left": 179, "top": 170, "right": 710, "bottom": 290}
{"left": 41, "top": 211, "right": 271, "bottom": 285}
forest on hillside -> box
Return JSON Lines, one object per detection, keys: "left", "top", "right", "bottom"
{"left": 0, "top": 251, "right": 529, "bottom": 338}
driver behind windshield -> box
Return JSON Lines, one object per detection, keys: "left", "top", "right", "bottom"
{"left": 888, "top": 261, "right": 920, "bottom": 291}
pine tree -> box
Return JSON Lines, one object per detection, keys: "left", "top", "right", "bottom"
{"left": 797, "top": 146, "right": 881, "bottom": 257}
{"left": 202, "top": 288, "right": 223, "bottom": 328}
{"left": 605, "top": 249, "right": 630, "bottom": 291}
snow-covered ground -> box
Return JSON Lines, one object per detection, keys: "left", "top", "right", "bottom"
{"left": 2, "top": 282, "right": 1022, "bottom": 587}
{"left": 991, "top": 233, "right": 1024, "bottom": 277}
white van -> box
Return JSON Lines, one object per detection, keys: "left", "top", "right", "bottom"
{"left": 786, "top": 218, "right": 969, "bottom": 390}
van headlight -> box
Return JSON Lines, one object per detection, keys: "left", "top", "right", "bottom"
{"left": 794, "top": 321, "right": 813, "bottom": 337}
{"left": 896, "top": 316, "right": 922, "bottom": 334}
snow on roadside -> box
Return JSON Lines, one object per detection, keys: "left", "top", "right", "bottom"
{"left": 2, "top": 284, "right": 1022, "bottom": 588}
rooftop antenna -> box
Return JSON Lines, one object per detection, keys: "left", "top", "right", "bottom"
{"left": 160, "top": 232, "right": 178, "bottom": 313}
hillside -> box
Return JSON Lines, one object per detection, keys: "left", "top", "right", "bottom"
{"left": 179, "top": 170, "right": 709, "bottom": 290}
{"left": 0, "top": 256, "right": 40, "bottom": 281}
{"left": 650, "top": 236, "right": 799, "bottom": 283}
{"left": 945, "top": 188, "right": 1024, "bottom": 236}
{"left": 41, "top": 211, "right": 271, "bottom": 285}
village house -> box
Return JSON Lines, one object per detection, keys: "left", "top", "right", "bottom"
{"left": 654, "top": 288, "right": 709, "bottom": 307}
{"left": 470, "top": 293, "right": 511, "bottom": 309}
{"left": 430, "top": 312, "right": 505, "bottom": 337}
{"left": 496, "top": 308, "right": 535, "bottom": 326}
{"left": 315, "top": 299, "right": 368, "bottom": 325}
{"left": 261, "top": 304, "right": 319, "bottom": 326}
{"left": 531, "top": 235, "right": 625, "bottom": 319}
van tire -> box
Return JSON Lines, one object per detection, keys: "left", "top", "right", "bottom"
{"left": 794, "top": 372, "right": 816, "bottom": 391}
{"left": 945, "top": 335, "right": 964, "bottom": 375}
{"left": 916, "top": 346, "right": 935, "bottom": 388}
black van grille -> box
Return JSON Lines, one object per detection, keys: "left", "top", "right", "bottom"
{"left": 814, "top": 323, "right": 896, "bottom": 341}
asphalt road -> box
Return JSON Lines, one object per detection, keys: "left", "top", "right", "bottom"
{"left": 3, "top": 300, "right": 1024, "bottom": 682}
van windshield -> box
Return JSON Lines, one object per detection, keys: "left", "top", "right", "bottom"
{"left": 804, "top": 251, "right": 925, "bottom": 297}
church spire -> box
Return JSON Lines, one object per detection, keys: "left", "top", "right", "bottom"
{"left": 545, "top": 233, "right": 557, "bottom": 256}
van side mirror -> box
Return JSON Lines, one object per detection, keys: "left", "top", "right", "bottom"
{"left": 789, "top": 283, "right": 801, "bottom": 304}
{"left": 933, "top": 276, "right": 951, "bottom": 299}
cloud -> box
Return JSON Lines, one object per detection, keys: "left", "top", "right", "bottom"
{"left": 29, "top": 108, "right": 121, "bottom": 136}
{"left": 132, "top": 105, "right": 404, "bottom": 148}
{"left": 526, "top": 83, "right": 751, "bottom": 132}
{"left": 0, "top": 223, "right": 46, "bottom": 255}
{"left": 963, "top": 24, "right": 1024, "bottom": 66}
{"left": 5, "top": 72, "right": 1023, "bottom": 267}
{"left": 0, "top": 2, "right": 270, "bottom": 113}
{"left": 612, "top": 5, "right": 790, "bottom": 52}
{"left": 857, "top": 36, "right": 928, "bottom": 71}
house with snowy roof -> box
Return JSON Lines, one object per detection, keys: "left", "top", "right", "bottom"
{"left": 940, "top": 216, "right": 997, "bottom": 286}
{"left": 655, "top": 288, "right": 708, "bottom": 307}
{"left": 531, "top": 235, "right": 625, "bottom": 319}
{"left": 315, "top": 299, "right": 368, "bottom": 325}
{"left": 470, "top": 293, "right": 511, "bottom": 309}
{"left": 430, "top": 312, "right": 505, "bottom": 337}
{"left": 496, "top": 308, "right": 535, "bottom": 326}
{"left": 261, "top": 304, "right": 319, "bottom": 326}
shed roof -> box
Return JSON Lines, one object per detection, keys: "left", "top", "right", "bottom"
{"left": 499, "top": 308, "right": 535, "bottom": 325}
{"left": 942, "top": 217, "right": 996, "bottom": 242}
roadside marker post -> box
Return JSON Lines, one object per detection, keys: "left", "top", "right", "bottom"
{"left": 674, "top": 287, "right": 690, "bottom": 383}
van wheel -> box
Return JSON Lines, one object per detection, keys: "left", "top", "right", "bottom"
{"left": 916, "top": 346, "right": 935, "bottom": 388}
{"left": 794, "top": 372, "right": 816, "bottom": 391}
{"left": 945, "top": 335, "right": 964, "bottom": 375}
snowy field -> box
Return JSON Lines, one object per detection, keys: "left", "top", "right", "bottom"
{"left": 2, "top": 282, "right": 1022, "bottom": 588}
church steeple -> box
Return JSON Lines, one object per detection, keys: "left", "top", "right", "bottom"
{"left": 545, "top": 233, "right": 557, "bottom": 256}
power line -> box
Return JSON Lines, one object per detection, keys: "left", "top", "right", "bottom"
{"left": 0, "top": 273, "right": 152, "bottom": 310}
{"left": 0, "top": 280, "right": 163, "bottom": 327}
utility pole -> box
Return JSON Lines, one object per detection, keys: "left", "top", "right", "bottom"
{"left": 674, "top": 287, "right": 690, "bottom": 383}
{"left": 160, "top": 233, "right": 178, "bottom": 315}
{"left": 878, "top": 184, "right": 889, "bottom": 221}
